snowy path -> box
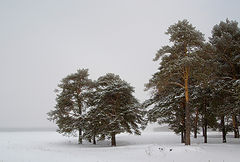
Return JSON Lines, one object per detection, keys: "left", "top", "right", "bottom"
{"left": 0, "top": 131, "right": 240, "bottom": 162}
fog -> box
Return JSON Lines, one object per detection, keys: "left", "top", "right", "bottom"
{"left": 0, "top": 0, "right": 239, "bottom": 128}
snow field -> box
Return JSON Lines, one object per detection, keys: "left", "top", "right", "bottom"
{"left": 0, "top": 130, "right": 240, "bottom": 162}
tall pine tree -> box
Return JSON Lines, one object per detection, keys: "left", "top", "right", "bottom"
{"left": 146, "top": 20, "right": 205, "bottom": 145}
{"left": 210, "top": 19, "right": 240, "bottom": 139}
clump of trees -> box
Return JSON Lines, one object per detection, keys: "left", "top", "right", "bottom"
{"left": 48, "top": 19, "right": 240, "bottom": 147}
{"left": 145, "top": 19, "right": 240, "bottom": 145}
{"left": 48, "top": 70, "right": 144, "bottom": 146}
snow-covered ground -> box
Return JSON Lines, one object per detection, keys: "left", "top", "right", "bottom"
{"left": 0, "top": 126, "right": 240, "bottom": 162}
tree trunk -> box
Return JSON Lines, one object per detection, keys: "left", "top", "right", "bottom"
{"left": 202, "top": 112, "right": 207, "bottom": 143}
{"left": 78, "top": 128, "right": 82, "bottom": 144}
{"left": 194, "top": 130, "right": 197, "bottom": 138}
{"left": 181, "top": 130, "right": 184, "bottom": 143}
{"left": 181, "top": 130, "right": 185, "bottom": 143}
{"left": 194, "top": 108, "right": 199, "bottom": 138}
{"left": 184, "top": 68, "right": 191, "bottom": 145}
{"left": 202, "top": 118, "right": 205, "bottom": 137}
{"left": 204, "top": 122, "right": 207, "bottom": 143}
{"left": 78, "top": 99, "right": 82, "bottom": 144}
{"left": 93, "top": 135, "right": 96, "bottom": 145}
{"left": 236, "top": 117, "right": 240, "bottom": 138}
{"left": 202, "top": 126, "right": 205, "bottom": 138}
{"left": 181, "top": 123, "right": 186, "bottom": 143}
{"left": 232, "top": 115, "right": 239, "bottom": 138}
{"left": 181, "top": 101, "right": 186, "bottom": 143}
{"left": 221, "top": 115, "right": 227, "bottom": 143}
{"left": 203, "top": 102, "right": 207, "bottom": 143}
{"left": 185, "top": 102, "right": 191, "bottom": 145}
{"left": 111, "top": 132, "right": 116, "bottom": 146}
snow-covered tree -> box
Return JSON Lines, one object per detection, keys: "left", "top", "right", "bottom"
{"left": 210, "top": 19, "right": 240, "bottom": 139}
{"left": 146, "top": 20, "right": 206, "bottom": 145}
{"left": 47, "top": 69, "right": 93, "bottom": 144}
{"left": 93, "top": 73, "right": 144, "bottom": 146}
{"left": 192, "top": 84, "right": 218, "bottom": 143}
{"left": 145, "top": 85, "right": 187, "bottom": 143}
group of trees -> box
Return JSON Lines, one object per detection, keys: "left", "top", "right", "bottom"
{"left": 48, "top": 70, "right": 144, "bottom": 146}
{"left": 145, "top": 19, "right": 240, "bottom": 145}
{"left": 48, "top": 19, "right": 240, "bottom": 146}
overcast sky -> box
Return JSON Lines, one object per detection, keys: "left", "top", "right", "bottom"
{"left": 0, "top": 0, "right": 239, "bottom": 128}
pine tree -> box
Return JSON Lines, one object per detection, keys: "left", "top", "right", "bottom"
{"left": 190, "top": 43, "right": 218, "bottom": 142}
{"left": 144, "top": 81, "right": 188, "bottom": 143}
{"left": 210, "top": 19, "right": 240, "bottom": 139}
{"left": 82, "top": 109, "right": 101, "bottom": 145}
{"left": 82, "top": 85, "right": 103, "bottom": 145}
{"left": 47, "top": 69, "right": 93, "bottom": 144}
{"left": 192, "top": 84, "right": 218, "bottom": 143}
{"left": 146, "top": 20, "right": 205, "bottom": 145}
{"left": 94, "top": 73, "right": 144, "bottom": 146}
